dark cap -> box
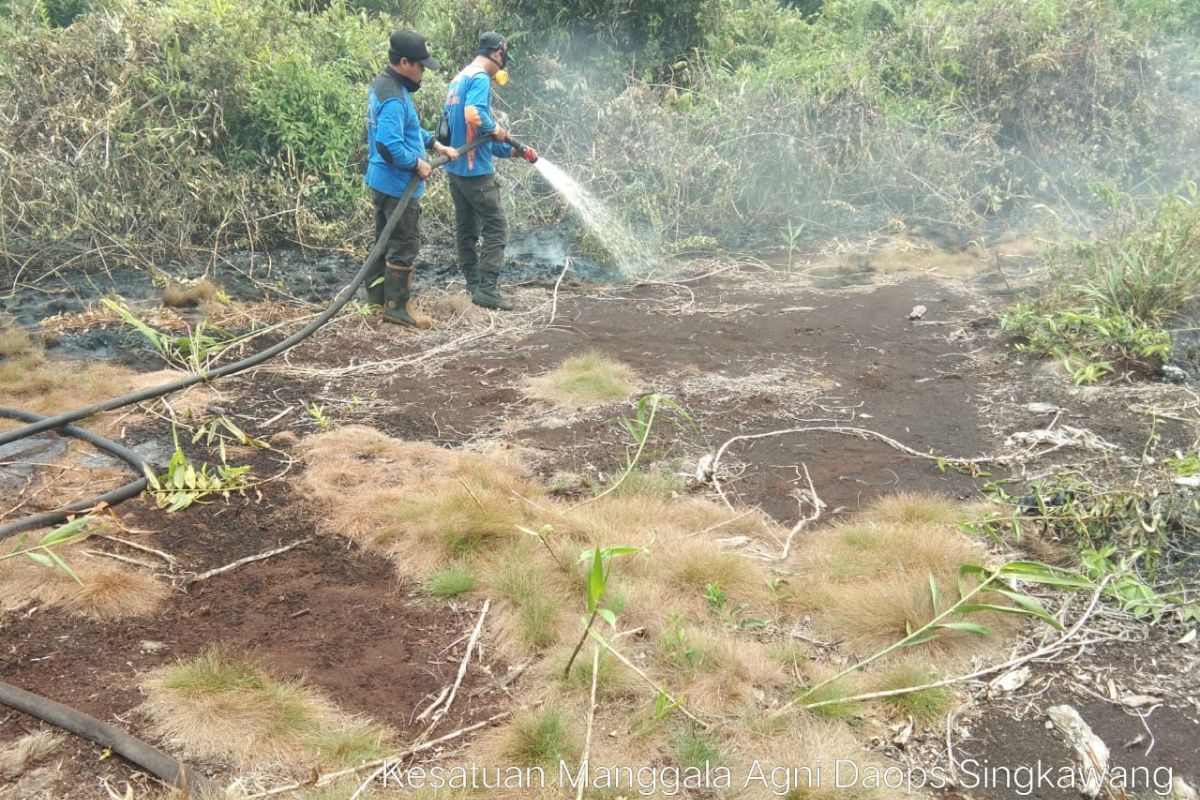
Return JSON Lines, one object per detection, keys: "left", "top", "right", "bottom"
{"left": 389, "top": 30, "right": 442, "bottom": 70}
{"left": 476, "top": 30, "right": 512, "bottom": 64}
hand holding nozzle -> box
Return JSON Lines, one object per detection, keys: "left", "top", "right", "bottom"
{"left": 510, "top": 139, "right": 538, "bottom": 164}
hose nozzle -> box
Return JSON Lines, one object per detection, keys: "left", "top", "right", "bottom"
{"left": 510, "top": 138, "right": 539, "bottom": 164}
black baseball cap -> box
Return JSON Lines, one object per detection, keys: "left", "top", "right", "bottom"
{"left": 389, "top": 30, "right": 442, "bottom": 70}
{"left": 476, "top": 31, "right": 513, "bottom": 64}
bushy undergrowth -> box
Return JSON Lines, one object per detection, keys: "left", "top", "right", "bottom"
{"left": 1003, "top": 186, "right": 1200, "bottom": 382}
{"left": 1, "top": 0, "right": 1198, "bottom": 271}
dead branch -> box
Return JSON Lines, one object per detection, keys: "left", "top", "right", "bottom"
{"left": 416, "top": 600, "right": 490, "bottom": 736}
{"left": 592, "top": 630, "right": 708, "bottom": 729}
{"left": 709, "top": 425, "right": 996, "bottom": 512}
{"left": 577, "top": 644, "right": 600, "bottom": 800}
{"left": 183, "top": 537, "right": 309, "bottom": 585}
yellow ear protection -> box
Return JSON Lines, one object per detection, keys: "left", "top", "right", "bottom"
{"left": 490, "top": 44, "right": 510, "bottom": 85}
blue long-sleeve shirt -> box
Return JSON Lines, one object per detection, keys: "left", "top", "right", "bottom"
{"left": 365, "top": 67, "right": 436, "bottom": 198}
{"left": 444, "top": 66, "right": 513, "bottom": 178}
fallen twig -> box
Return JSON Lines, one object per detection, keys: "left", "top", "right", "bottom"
{"left": 549, "top": 257, "right": 571, "bottom": 325}
{"left": 81, "top": 549, "right": 158, "bottom": 571}
{"left": 98, "top": 534, "right": 176, "bottom": 565}
{"left": 709, "top": 425, "right": 996, "bottom": 512}
{"left": 591, "top": 629, "right": 708, "bottom": 729}
{"left": 416, "top": 600, "right": 490, "bottom": 736}
{"left": 183, "top": 538, "right": 309, "bottom": 585}
{"left": 576, "top": 644, "right": 600, "bottom": 800}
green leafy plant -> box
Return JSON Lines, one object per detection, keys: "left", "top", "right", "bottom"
{"left": 143, "top": 429, "right": 253, "bottom": 512}
{"left": 1081, "top": 546, "right": 1198, "bottom": 623}
{"left": 704, "top": 580, "right": 766, "bottom": 630}
{"left": 781, "top": 220, "right": 804, "bottom": 269}
{"left": 518, "top": 523, "right": 567, "bottom": 570}
{"left": 102, "top": 299, "right": 259, "bottom": 373}
{"left": 1001, "top": 305, "right": 1170, "bottom": 384}
{"left": 581, "top": 393, "right": 693, "bottom": 506}
{"left": 306, "top": 402, "right": 333, "bottom": 431}
{"left": 563, "top": 544, "right": 641, "bottom": 678}
{"left": 3, "top": 515, "right": 94, "bottom": 583}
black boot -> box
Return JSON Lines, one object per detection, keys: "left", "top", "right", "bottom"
{"left": 472, "top": 269, "right": 514, "bottom": 311}
{"left": 461, "top": 265, "right": 480, "bottom": 296}
{"left": 382, "top": 264, "right": 433, "bottom": 328}
{"left": 365, "top": 260, "right": 385, "bottom": 306}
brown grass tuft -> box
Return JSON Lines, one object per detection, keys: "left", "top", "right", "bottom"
{"left": 162, "top": 279, "right": 217, "bottom": 308}
{"left": 0, "top": 731, "right": 63, "bottom": 781}
{"left": 143, "top": 648, "right": 390, "bottom": 772}
{"left": 730, "top": 718, "right": 912, "bottom": 799}
{"left": 784, "top": 517, "right": 1015, "bottom": 661}
{"left": 0, "top": 323, "right": 39, "bottom": 358}
{"left": 866, "top": 492, "right": 965, "bottom": 526}
{"left": 0, "top": 552, "right": 167, "bottom": 619}
{"left": 423, "top": 290, "right": 489, "bottom": 321}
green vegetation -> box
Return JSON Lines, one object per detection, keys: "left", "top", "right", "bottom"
{"left": 1003, "top": 187, "right": 1200, "bottom": 382}
{"left": 503, "top": 707, "right": 578, "bottom": 769}
{"left": 423, "top": 562, "right": 477, "bottom": 598}
{"left": 2, "top": 0, "right": 1197, "bottom": 268}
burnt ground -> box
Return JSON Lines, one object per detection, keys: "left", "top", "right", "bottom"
{"left": 2, "top": 238, "right": 1199, "bottom": 797}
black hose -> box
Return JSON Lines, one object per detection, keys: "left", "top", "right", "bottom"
{"left": 0, "top": 680, "right": 220, "bottom": 797}
{"left": 0, "top": 409, "right": 149, "bottom": 540}
{"left": 0, "top": 139, "right": 492, "bottom": 537}
{"left": 0, "top": 139, "right": 487, "bottom": 449}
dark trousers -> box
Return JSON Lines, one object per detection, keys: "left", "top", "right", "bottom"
{"left": 449, "top": 174, "right": 508, "bottom": 276}
{"left": 371, "top": 189, "right": 421, "bottom": 288}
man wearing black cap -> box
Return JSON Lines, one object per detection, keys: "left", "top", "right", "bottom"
{"left": 443, "top": 31, "right": 538, "bottom": 311}
{"left": 365, "top": 30, "right": 458, "bottom": 328}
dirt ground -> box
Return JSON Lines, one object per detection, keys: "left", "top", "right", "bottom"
{"left": 2, "top": 235, "right": 1198, "bottom": 798}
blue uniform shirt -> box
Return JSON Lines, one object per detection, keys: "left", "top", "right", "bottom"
{"left": 444, "top": 66, "right": 513, "bottom": 178}
{"left": 365, "top": 67, "right": 436, "bottom": 198}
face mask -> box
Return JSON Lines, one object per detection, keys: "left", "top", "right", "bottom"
{"left": 493, "top": 69, "right": 509, "bottom": 87}
{"left": 397, "top": 72, "right": 421, "bottom": 93}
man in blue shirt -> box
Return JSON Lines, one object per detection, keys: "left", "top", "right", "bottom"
{"left": 443, "top": 31, "right": 538, "bottom": 311}
{"left": 366, "top": 30, "right": 458, "bottom": 328}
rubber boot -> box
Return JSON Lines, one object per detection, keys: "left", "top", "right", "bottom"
{"left": 472, "top": 270, "right": 514, "bottom": 311}
{"left": 461, "top": 265, "right": 480, "bottom": 296}
{"left": 382, "top": 264, "right": 433, "bottom": 329}
{"left": 365, "top": 275, "right": 385, "bottom": 307}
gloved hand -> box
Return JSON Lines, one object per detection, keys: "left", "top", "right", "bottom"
{"left": 519, "top": 145, "right": 538, "bottom": 164}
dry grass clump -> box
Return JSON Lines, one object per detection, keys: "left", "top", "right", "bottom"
{"left": 868, "top": 661, "right": 953, "bottom": 723}
{"left": 785, "top": 518, "right": 1015, "bottom": 658}
{"left": 0, "top": 551, "right": 167, "bottom": 619}
{"left": 0, "top": 323, "right": 39, "bottom": 358}
{"left": 0, "top": 348, "right": 132, "bottom": 421}
{"left": 865, "top": 492, "right": 966, "bottom": 526}
{"left": 424, "top": 289, "right": 490, "bottom": 322}
{"left": 524, "top": 351, "right": 638, "bottom": 408}
{"left": 143, "top": 648, "right": 390, "bottom": 771}
{"left": 161, "top": 278, "right": 217, "bottom": 308}
{"left": 0, "top": 731, "right": 63, "bottom": 781}
{"left": 482, "top": 537, "right": 573, "bottom": 654}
